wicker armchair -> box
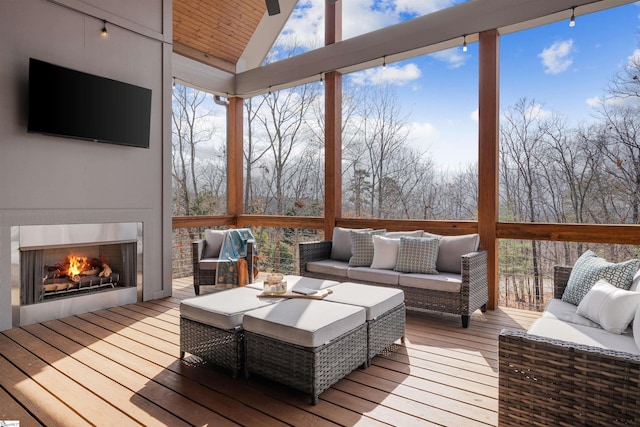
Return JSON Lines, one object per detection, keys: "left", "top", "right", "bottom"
{"left": 298, "top": 240, "right": 488, "bottom": 327}
{"left": 192, "top": 230, "right": 254, "bottom": 295}
{"left": 498, "top": 265, "right": 640, "bottom": 426}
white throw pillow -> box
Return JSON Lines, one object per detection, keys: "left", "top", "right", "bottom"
{"left": 576, "top": 279, "right": 640, "bottom": 334}
{"left": 370, "top": 235, "right": 400, "bottom": 270}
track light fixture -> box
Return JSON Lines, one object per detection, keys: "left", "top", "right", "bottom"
{"left": 462, "top": 35, "right": 468, "bottom": 52}
{"left": 101, "top": 20, "right": 108, "bottom": 37}
{"left": 319, "top": 73, "right": 324, "bottom": 86}
{"left": 382, "top": 55, "right": 387, "bottom": 69}
{"left": 569, "top": 7, "right": 576, "bottom": 27}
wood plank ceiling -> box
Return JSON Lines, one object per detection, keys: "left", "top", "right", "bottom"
{"left": 173, "top": 0, "right": 267, "bottom": 74}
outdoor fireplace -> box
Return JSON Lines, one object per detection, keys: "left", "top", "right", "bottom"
{"left": 11, "top": 222, "right": 142, "bottom": 326}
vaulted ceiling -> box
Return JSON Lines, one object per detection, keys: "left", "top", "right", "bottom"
{"left": 172, "top": 0, "right": 294, "bottom": 75}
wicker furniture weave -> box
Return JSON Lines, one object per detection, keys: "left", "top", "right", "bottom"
{"left": 180, "top": 317, "right": 244, "bottom": 377}
{"left": 244, "top": 323, "right": 368, "bottom": 405}
{"left": 192, "top": 238, "right": 254, "bottom": 295}
{"left": 298, "top": 240, "right": 488, "bottom": 327}
{"left": 365, "top": 303, "right": 406, "bottom": 366}
{"left": 498, "top": 265, "right": 640, "bottom": 426}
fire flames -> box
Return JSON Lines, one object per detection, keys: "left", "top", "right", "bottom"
{"left": 67, "top": 255, "right": 90, "bottom": 277}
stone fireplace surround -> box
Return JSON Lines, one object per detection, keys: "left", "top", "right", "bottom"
{"left": 11, "top": 222, "right": 143, "bottom": 327}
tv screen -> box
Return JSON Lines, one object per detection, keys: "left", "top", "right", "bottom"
{"left": 28, "top": 58, "right": 152, "bottom": 149}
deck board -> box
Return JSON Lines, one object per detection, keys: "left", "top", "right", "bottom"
{"left": 0, "top": 277, "right": 540, "bottom": 426}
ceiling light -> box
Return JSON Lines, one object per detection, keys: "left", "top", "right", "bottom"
{"left": 463, "top": 35, "right": 468, "bottom": 52}
{"left": 569, "top": 7, "right": 576, "bottom": 27}
{"left": 101, "top": 20, "right": 108, "bottom": 37}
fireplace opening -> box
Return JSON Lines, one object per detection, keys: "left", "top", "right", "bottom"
{"left": 21, "top": 241, "right": 137, "bottom": 305}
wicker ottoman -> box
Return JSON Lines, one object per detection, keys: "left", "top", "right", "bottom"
{"left": 243, "top": 299, "right": 367, "bottom": 404}
{"left": 179, "top": 287, "right": 281, "bottom": 377}
{"left": 324, "top": 282, "right": 406, "bottom": 367}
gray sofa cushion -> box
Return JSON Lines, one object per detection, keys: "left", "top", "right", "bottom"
{"left": 425, "top": 232, "right": 480, "bottom": 274}
{"left": 528, "top": 316, "right": 640, "bottom": 355}
{"left": 542, "top": 298, "right": 601, "bottom": 329}
{"left": 306, "top": 259, "right": 349, "bottom": 278}
{"left": 347, "top": 267, "right": 401, "bottom": 285}
{"left": 398, "top": 272, "right": 462, "bottom": 292}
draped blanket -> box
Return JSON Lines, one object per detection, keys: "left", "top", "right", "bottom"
{"left": 215, "top": 228, "right": 258, "bottom": 289}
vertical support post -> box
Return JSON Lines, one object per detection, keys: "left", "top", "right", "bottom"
{"left": 227, "top": 96, "right": 244, "bottom": 220}
{"left": 324, "top": 0, "right": 342, "bottom": 238}
{"left": 478, "top": 29, "right": 500, "bottom": 310}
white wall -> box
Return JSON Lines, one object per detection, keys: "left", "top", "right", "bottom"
{"left": 0, "top": 0, "right": 173, "bottom": 330}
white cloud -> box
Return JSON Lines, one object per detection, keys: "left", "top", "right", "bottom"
{"left": 525, "top": 103, "right": 553, "bottom": 120}
{"left": 470, "top": 109, "right": 479, "bottom": 123}
{"left": 431, "top": 48, "right": 467, "bottom": 69}
{"left": 349, "top": 63, "right": 422, "bottom": 86}
{"left": 275, "top": 0, "right": 466, "bottom": 52}
{"left": 538, "top": 39, "right": 574, "bottom": 75}
{"left": 586, "top": 96, "right": 601, "bottom": 107}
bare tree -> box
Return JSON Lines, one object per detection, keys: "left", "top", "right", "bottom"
{"left": 500, "top": 98, "right": 551, "bottom": 304}
{"left": 171, "top": 84, "right": 213, "bottom": 216}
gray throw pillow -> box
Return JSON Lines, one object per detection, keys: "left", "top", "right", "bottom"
{"left": 202, "top": 229, "right": 225, "bottom": 258}
{"left": 349, "top": 229, "right": 386, "bottom": 267}
{"left": 562, "top": 250, "right": 640, "bottom": 305}
{"left": 394, "top": 237, "right": 439, "bottom": 274}
{"left": 330, "top": 227, "right": 371, "bottom": 261}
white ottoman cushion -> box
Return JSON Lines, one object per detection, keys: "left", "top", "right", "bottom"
{"left": 243, "top": 299, "right": 366, "bottom": 348}
{"left": 325, "top": 282, "right": 404, "bottom": 320}
{"left": 180, "top": 287, "right": 274, "bottom": 330}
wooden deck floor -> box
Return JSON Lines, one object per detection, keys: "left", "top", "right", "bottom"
{"left": 0, "top": 278, "right": 540, "bottom": 426}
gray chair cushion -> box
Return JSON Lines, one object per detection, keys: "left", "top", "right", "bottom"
{"left": 202, "top": 229, "right": 225, "bottom": 258}
{"left": 199, "top": 258, "right": 222, "bottom": 271}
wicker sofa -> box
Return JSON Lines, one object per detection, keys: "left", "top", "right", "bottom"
{"left": 499, "top": 265, "right": 640, "bottom": 426}
{"left": 298, "top": 228, "right": 488, "bottom": 327}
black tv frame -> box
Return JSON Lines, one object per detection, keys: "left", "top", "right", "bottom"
{"left": 27, "top": 58, "right": 152, "bottom": 149}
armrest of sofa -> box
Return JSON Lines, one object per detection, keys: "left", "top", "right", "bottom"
{"left": 298, "top": 240, "right": 333, "bottom": 274}
{"left": 553, "top": 265, "right": 572, "bottom": 299}
{"left": 498, "top": 327, "right": 640, "bottom": 425}
{"left": 460, "top": 250, "right": 488, "bottom": 309}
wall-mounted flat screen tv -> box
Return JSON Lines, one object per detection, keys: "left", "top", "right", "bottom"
{"left": 28, "top": 58, "right": 152, "bottom": 149}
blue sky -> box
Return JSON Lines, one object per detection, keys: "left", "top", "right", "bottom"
{"left": 273, "top": 0, "right": 640, "bottom": 169}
